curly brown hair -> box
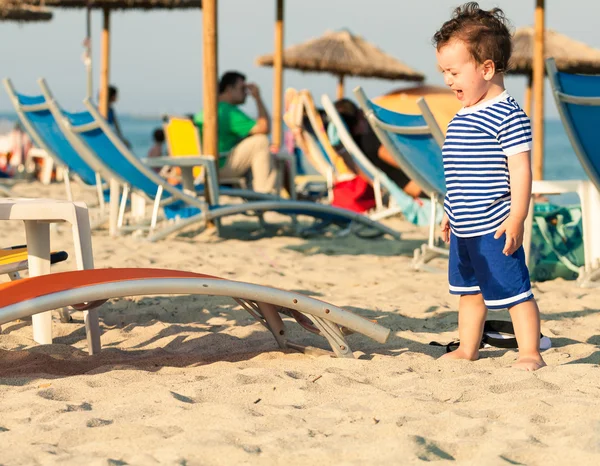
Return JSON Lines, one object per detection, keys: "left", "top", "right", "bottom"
{"left": 433, "top": 2, "right": 513, "bottom": 73}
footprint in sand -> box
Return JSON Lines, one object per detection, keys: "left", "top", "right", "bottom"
{"left": 86, "top": 418, "right": 113, "bottom": 428}
{"left": 169, "top": 391, "right": 196, "bottom": 404}
{"left": 395, "top": 416, "right": 415, "bottom": 427}
{"left": 498, "top": 454, "right": 526, "bottom": 465}
{"left": 488, "top": 378, "right": 559, "bottom": 394}
{"left": 107, "top": 460, "right": 128, "bottom": 466}
{"left": 530, "top": 414, "right": 549, "bottom": 424}
{"left": 235, "top": 374, "right": 260, "bottom": 385}
{"left": 37, "top": 388, "right": 73, "bottom": 402}
{"left": 241, "top": 444, "right": 262, "bottom": 455}
{"left": 411, "top": 436, "right": 456, "bottom": 461}
{"left": 60, "top": 402, "right": 92, "bottom": 413}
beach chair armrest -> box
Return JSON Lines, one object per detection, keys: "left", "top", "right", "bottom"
{"left": 143, "top": 156, "right": 220, "bottom": 200}
{"left": 143, "top": 155, "right": 216, "bottom": 170}
{"left": 532, "top": 179, "right": 587, "bottom": 195}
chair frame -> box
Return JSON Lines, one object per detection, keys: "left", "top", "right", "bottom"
{"left": 0, "top": 268, "right": 391, "bottom": 359}
{"left": 354, "top": 87, "right": 448, "bottom": 271}
{"left": 39, "top": 80, "right": 400, "bottom": 242}
{"left": 533, "top": 58, "right": 600, "bottom": 287}
{"left": 3, "top": 78, "right": 106, "bottom": 209}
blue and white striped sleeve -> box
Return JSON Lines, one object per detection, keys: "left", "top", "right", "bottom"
{"left": 496, "top": 109, "right": 532, "bottom": 156}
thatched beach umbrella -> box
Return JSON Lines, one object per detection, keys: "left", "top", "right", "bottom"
{"left": 25, "top": 0, "right": 201, "bottom": 118}
{"left": 0, "top": 0, "right": 52, "bottom": 21}
{"left": 510, "top": 10, "right": 600, "bottom": 179}
{"left": 256, "top": 29, "right": 425, "bottom": 101}
{"left": 511, "top": 26, "right": 600, "bottom": 112}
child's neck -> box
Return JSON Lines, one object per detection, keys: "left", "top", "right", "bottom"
{"left": 466, "top": 77, "right": 506, "bottom": 108}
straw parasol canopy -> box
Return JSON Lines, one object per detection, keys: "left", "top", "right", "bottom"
{"left": 256, "top": 29, "right": 425, "bottom": 99}
{"left": 510, "top": 26, "right": 600, "bottom": 75}
{"left": 0, "top": 1, "right": 52, "bottom": 21}
{"left": 22, "top": 0, "right": 200, "bottom": 9}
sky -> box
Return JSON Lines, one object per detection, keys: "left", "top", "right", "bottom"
{"left": 1, "top": 0, "right": 599, "bottom": 117}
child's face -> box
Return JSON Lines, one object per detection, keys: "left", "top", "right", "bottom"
{"left": 436, "top": 39, "right": 494, "bottom": 107}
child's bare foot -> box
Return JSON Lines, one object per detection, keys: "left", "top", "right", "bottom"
{"left": 513, "top": 354, "right": 546, "bottom": 371}
{"left": 439, "top": 348, "right": 479, "bottom": 361}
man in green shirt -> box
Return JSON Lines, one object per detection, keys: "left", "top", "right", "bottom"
{"left": 193, "top": 71, "right": 277, "bottom": 193}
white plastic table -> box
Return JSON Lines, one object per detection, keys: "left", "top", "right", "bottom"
{"left": 0, "top": 198, "right": 101, "bottom": 353}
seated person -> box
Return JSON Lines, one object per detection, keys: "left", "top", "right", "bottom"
{"left": 147, "top": 128, "right": 166, "bottom": 174}
{"left": 106, "top": 85, "right": 131, "bottom": 149}
{"left": 193, "top": 71, "right": 277, "bottom": 194}
{"left": 332, "top": 98, "right": 423, "bottom": 198}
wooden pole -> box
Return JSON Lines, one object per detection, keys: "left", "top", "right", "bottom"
{"left": 98, "top": 8, "right": 119, "bottom": 237}
{"left": 524, "top": 73, "right": 532, "bottom": 117}
{"left": 85, "top": 7, "right": 93, "bottom": 100}
{"left": 337, "top": 75, "right": 345, "bottom": 100}
{"left": 99, "top": 8, "right": 110, "bottom": 118}
{"left": 272, "top": 0, "right": 284, "bottom": 151}
{"left": 202, "top": 0, "right": 218, "bottom": 207}
{"left": 532, "top": 0, "right": 545, "bottom": 180}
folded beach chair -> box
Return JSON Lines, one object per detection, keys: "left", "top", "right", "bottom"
{"left": 537, "top": 58, "right": 600, "bottom": 287}
{"left": 0, "top": 267, "right": 391, "bottom": 358}
{"left": 299, "top": 90, "right": 357, "bottom": 180}
{"left": 3, "top": 79, "right": 106, "bottom": 209}
{"left": 283, "top": 88, "right": 342, "bottom": 200}
{"left": 322, "top": 93, "right": 443, "bottom": 229}
{"left": 39, "top": 80, "right": 400, "bottom": 241}
{"left": 354, "top": 87, "right": 448, "bottom": 271}
{"left": 163, "top": 116, "right": 289, "bottom": 201}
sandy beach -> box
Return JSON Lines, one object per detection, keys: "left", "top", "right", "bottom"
{"left": 1, "top": 181, "right": 599, "bottom": 465}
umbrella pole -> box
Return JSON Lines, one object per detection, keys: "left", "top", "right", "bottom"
{"left": 272, "top": 0, "right": 284, "bottom": 151}
{"left": 85, "top": 5, "right": 93, "bottom": 100}
{"left": 99, "top": 7, "right": 111, "bottom": 118}
{"left": 203, "top": 0, "right": 218, "bottom": 209}
{"left": 532, "top": 0, "right": 545, "bottom": 180}
{"left": 524, "top": 73, "right": 532, "bottom": 117}
{"left": 337, "top": 75, "right": 344, "bottom": 100}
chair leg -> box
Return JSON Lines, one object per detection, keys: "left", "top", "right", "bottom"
{"left": 58, "top": 308, "right": 72, "bottom": 323}
{"left": 117, "top": 184, "right": 130, "bottom": 229}
{"left": 63, "top": 168, "right": 73, "bottom": 202}
{"left": 309, "top": 315, "right": 354, "bottom": 358}
{"left": 257, "top": 302, "right": 288, "bottom": 349}
{"left": 95, "top": 173, "right": 105, "bottom": 215}
{"left": 150, "top": 185, "right": 164, "bottom": 232}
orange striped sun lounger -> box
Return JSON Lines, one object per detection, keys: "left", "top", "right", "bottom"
{"left": 0, "top": 268, "right": 390, "bottom": 359}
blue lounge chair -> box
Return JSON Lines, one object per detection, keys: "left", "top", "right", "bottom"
{"left": 38, "top": 80, "right": 400, "bottom": 242}
{"left": 3, "top": 79, "right": 106, "bottom": 209}
{"left": 542, "top": 57, "right": 600, "bottom": 287}
{"left": 354, "top": 87, "right": 448, "bottom": 271}
{"left": 322, "top": 93, "right": 442, "bottom": 230}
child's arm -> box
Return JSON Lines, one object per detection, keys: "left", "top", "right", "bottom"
{"left": 494, "top": 151, "right": 532, "bottom": 255}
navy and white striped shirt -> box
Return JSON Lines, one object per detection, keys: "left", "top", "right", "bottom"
{"left": 443, "top": 91, "right": 532, "bottom": 238}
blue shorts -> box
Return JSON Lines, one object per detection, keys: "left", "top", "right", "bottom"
{"left": 448, "top": 232, "right": 533, "bottom": 310}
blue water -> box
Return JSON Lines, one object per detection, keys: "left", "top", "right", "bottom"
{"left": 0, "top": 112, "right": 587, "bottom": 204}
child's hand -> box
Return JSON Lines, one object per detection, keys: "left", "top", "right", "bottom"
{"left": 494, "top": 216, "right": 525, "bottom": 255}
{"left": 441, "top": 213, "right": 450, "bottom": 243}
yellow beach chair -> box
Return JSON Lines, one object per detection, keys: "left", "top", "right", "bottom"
{"left": 163, "top": 116, "right": 230, "bottom": 183}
